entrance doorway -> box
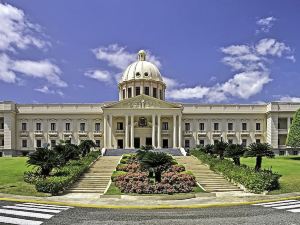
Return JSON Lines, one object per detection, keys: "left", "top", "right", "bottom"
{"left": 134, "top": 138, "right": 140, "bottom": 149}
{"left": 163, "top": 139, "right": 169, "bottom": 148}
{"left": 145, "top": 137, "right": 152, "bottom": 146}
{"left": 0, "top": 152, "right": 2, "bottom": 157}
{"left": 117, "top": 139, "right": 124, "bottom": 149}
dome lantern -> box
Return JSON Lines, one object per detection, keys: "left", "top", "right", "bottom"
{"left": 138, "top": 50, "right": 146, "bottom": 61}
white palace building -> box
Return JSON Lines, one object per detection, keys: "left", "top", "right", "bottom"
{"left": 1, "top": 50, "right": 300, "bottom": 157}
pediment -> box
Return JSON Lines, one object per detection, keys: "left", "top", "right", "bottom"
{"left": 103, "top": 95, "right": 182, "bottom": 109}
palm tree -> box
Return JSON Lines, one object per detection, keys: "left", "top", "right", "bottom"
{"left": 27, "top": 146, "right": 59, "bottom": 176}
{"left": 224, "top": 144, "right": 245, "bottom": 166}
{"left": 79, "top": 140, "right": 96, "bottom": 157}
{"left": 214, "top": 141, "right": 228, "bottom": 160}
{"left": 204, "top": 144, "right": 214, "bottom": 155}
{"left": 140, "top": 151, "right": 173, "bottom": 182}
{"left": 245, "top": 143, "right": 274, "bottom": 172}
{"left": 54, "top": 143, "right": 81, "bottom": 165}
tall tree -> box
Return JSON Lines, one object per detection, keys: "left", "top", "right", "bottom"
{"left": 286, "top": 109, "right": 300, "bottom": 147}
{"left": 224, "top": 144, "right": 245, "bottom": 166}
{"left": 244, "top": 143, "right": 274, "bottom": 172}
{"left": 79, "top": 140, "right": 96, "bottom": 157}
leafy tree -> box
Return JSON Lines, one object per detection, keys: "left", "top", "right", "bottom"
{"left": 54, "top": 143, "right": 81, "bottom": 165}
{"left": 27, "top": 145, "right": 60, "bottom": 176}
{"left": 79, "top": 140, "right": 96, "bottom": 157}
{"left": 204, "top": 144, "right": 214, "bottom": 155}
{"left": 224, "top": 144, "right": 245, "bottom": 166}
{"left": 286, "top": 109, "right": 300, "bottom": 147}
{"left": 140, "top": 151, "right": 173, "bottom": 182}
{"left": 214, "top": 141, "right": 228, "bottom": 160}
{"left": 244, "top": 143, "right": 274, "bottom": 172}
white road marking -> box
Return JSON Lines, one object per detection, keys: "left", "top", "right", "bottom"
{"left": 273, "top": 203, "right": 300, "bottom": 210}
{"left": 3, "top": 205, "right": 61, "bottom": 213}
{"left": 287, "top": 208, "right": 300, "bottom": 213}
{"left": 261, "top": 201, "right": 300, "bottom": 207}
{"left": 21, "top": 203, "right": 73, "bottom": 209}
{"left": 0, "top": 208, "right": 54, "bottom": 219}
{"left": 15, "top": 203, "right": 70, "bottom": 210}
{"left": 253, "top": 200, "right": 297, "bottom": 206}
{"left": 0, "top": 215, "right": 43, "bottom": 225}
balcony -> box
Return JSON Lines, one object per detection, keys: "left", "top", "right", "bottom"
{"left": 63, "top": 130, "right": 73, "bottom": 137}
{"left": 0, "top": 146, "right": 3, "bottom": 149}
{"left": 19, "top": 131, "right": 29, "bottom": 137}
{"left": 212, "top": 130, "right": 221, "bottom": 137}
{"left": 226, "top": 131, "right": 236, "bottom": 137}
{"left": 183, "top": 130, "right": 192, "bottom": 136}
{"left": 197, "top": 131, "right": 207, "bottom": 137}
{"left": 0, "top": 129, "right": 3, "bottom": 134}
{"left": 34, "top": 130, "right": 43, "bottom": 137}
{"left": 115, "top": 130, "right": 125, "bottom": 136}
{"left": 78, "top": 131, "right": 88, "bottom": 137}
{"left": 93, "top": 130, "right": 103, "bottom": 137}
{"left": 241, "top": 130, "right": 250, "bottom": 137}
{"left": 48, "top": 131, "right": 58, "bottom": 137}
{"left": 161, "top": 130, "right": 169, "bottom": 135}
{"left": 255, "top": 130, "right": 263, "bottom": 136}
{"left": 278, "top": 129, "right": 288, "bottom": 134}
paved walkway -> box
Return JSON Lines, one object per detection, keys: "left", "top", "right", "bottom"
{"left": 67, "top": 156, "right": 121, "bottom": 194}
{"left": 174, "top": 156, "right": 241, "bottom": 192}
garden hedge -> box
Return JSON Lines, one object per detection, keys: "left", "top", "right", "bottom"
{"left": 191, "top": 150, "right": 281, "bottom": 193}
{"left": 33, "top": 151, "right": 99, "bottom": 195}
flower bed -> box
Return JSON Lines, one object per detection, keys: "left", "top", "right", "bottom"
{"left": 112, "top": 153, "right": 198, "bottom": 194}
{"left": 191, "top": 150, "right": 281, "bottom": 193}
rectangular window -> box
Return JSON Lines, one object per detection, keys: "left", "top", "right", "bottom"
{"left": 0, "top": 122, "right": 4, "bottom": 129}
{"left": 279, "top": 151, "right": 285, "bottom": 156}
{"left": 256, "top": 139, "right": 261, "bottom": 143}
{"left": 80, "top": 123, "right": 85, "bottom": 131}
{"left": 228, "top": 139, "right": 233, "bottom": 144}
{"left": 214, "top": 123, "right": 219, "bottom": 131}
{"left": 51, "top": 140, "right": 56, "bottom": 148}
{"left": 1, "top": 139, "right": 4, "bottom": 146}
{"left": 214, "top": 139, "right": 219, "bottom": 145}
{"left": 159, "top": 90, "right": 163, "bottom": 100}
{"left": 135, "top": 87, "right": 140, "bottom": 96}
{"left": 242, "top": 123, "right": 247, "bottom": 131}
{"left": 278, "top": 118, "right": 288, "bottom": 129}
{"left": 36, "top": 123, "right": 41, "bottom": 131}
{"left": 65, "top": 123, "right": 70, "bottom": 131}
{"left": 95, "top": 140, "right": 100, "bottom": 147}
{"left": 50, "top": 123, "right": 56, "bottom": 131}
{"left": 184, "top": 139, "right": 190, "bottom": 148}
{"left": 199, "top": 123, "right": 205, "bottom": 131}
{"left": 228, "top": 123, "right": 233, "bottom": 131}
{"left": 128, "top": 87, "right": 132, "bottom": 98}
{"left": 185, "top": 123, "right": 190, "bottom": 131}
{"left": 21, "top": 123, "right": 27, "bottom": 131}
{"left": 22, "top": 139, "right": 27, "bottom": 148}
{"left": 122, "top": 89, "right": 126, "bottom": 99}
{"left": 153, "top": 87, "right": 157, "bottom": 98}
{"left": 144, "top": 87, "right": 150, "bottom": 95}
{"left": 242, "top": 139, "right": 247, "bottom": 147}
{"left": 162, "top": 122, "right": 168, "bottom": 130}
{"left": 199, "top": 139, "right": 205, "bottom": 146}
{"left": 95, "top": 123, "right": 100, "bottom": 132}
{"left": 36, "top": 139, "right": 41, "bottom": 148}
{"left": 256, "top": 123, "right": 261, "bottom": 131}
{"left": 117, "top": 122, "right": 123, "bottom": 130}
{"left": 293, "top": 151, "right": 298, "bottom": 156}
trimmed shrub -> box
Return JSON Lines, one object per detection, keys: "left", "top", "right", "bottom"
{"left": 191, "top": 150, "right": 281, "bottom": 193}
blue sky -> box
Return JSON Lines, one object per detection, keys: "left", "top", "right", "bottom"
{"left": 0, "top": 0, "right": 300, "bottom": 104}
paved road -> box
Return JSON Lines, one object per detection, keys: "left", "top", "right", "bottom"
{"left": 0, "top": 199, "right": 299, "bottom": 225}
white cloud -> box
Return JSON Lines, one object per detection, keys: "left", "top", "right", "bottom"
{"left": 35, "top": 85, "right": 64, "bottom": 96}
{"left": 255, "top": 38, "right": 291, "bottom": 57}
{"left": 167, "top": 86, "right": 210, "bottom": 100}
{"left": 278, "top": 96, "right": 300, "bottom": 102}
{"left": 256, "top": 16, "right": 276, "bottom": 33}
{"left": 84, "top": 69, "right": 113, "bottom": 84}
{"left": 162, "top": 76, "right": 180, "bottom": 89}
{"left": 0, "top": 3, "right": 66, "bottom": 88}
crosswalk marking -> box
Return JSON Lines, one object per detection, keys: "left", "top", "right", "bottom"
{"left": 0, "top": 215, "right": 43, "bottom": 225}
{"left": 3, "top": 206, "right": 62, "bottom": 214}
{"left": 0, "top": 202, "right": 73, "bottom": 224}
{"left": 253, "top": 200, "right": 297, "bottom": 206}
{"left": 253, "top": 199, "right": 300, "bottom": 213}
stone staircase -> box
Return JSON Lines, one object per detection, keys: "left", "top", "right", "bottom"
{"left": 68, "top": 156, "right": 121, "bottom": 194}
{"left": 174, "top": 156, "right": 242, "bottom": 192}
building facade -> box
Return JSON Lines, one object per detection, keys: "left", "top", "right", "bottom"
{"left": 1, "top": 50, "right": 299, "bottom": 157}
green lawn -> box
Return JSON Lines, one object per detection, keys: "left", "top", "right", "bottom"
{"left": 0, "top": 157, "right": 49, "bottom": 197}
{"left": 240, "top": 156, "right": 300, "bottom": 194}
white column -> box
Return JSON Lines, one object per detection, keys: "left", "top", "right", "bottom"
{"left": 178, "top": 115, "right": 182, "bottom": 148}
{"left": 152, "top": 114, "right": 156, "bottom": 148}
{"left": 125, "top": 115, "right": 129, "bottom": 149}
{"left": 173, "top": 115, "right": 177, "bottom": 148}
{"left": 109, "top": 115, "right": 112, "bottom": 148}
{"left": 130, "top": 115, "right": 134, "bottom": 148}
{"left": 103, "top": 115, "right": 107, "bottom": 148}
{"left": 157, "top": 114, "right": 161, "bottom": 148}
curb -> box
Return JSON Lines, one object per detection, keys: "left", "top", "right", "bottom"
{"left": 0, "top": 195, "right": 300, "bottom": 209}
